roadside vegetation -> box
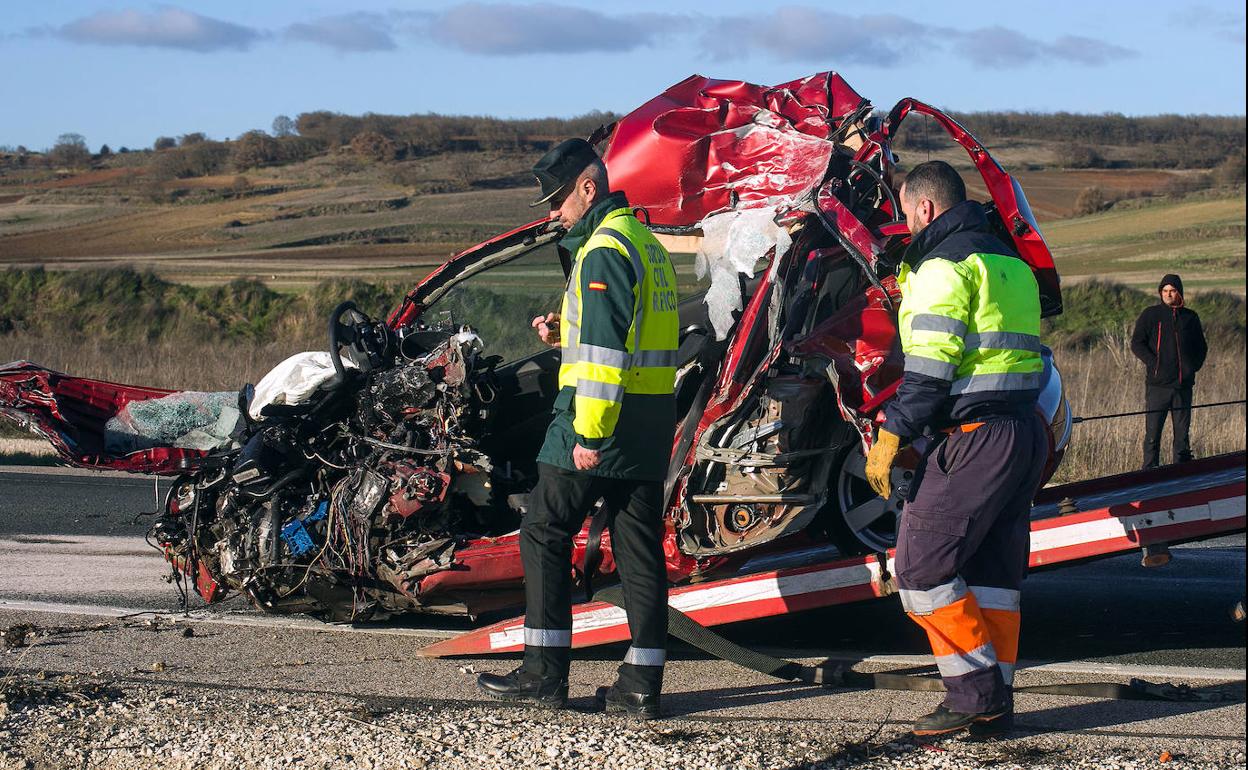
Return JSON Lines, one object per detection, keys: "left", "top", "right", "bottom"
{"left": 1050, "top": 342, "right": 1245, "bottom": 484}
{"left": 3, "top": 268, "right": 1243, "bottom": 482}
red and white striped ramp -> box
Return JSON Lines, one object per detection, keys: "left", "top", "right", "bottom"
{"left": 420, "top": 452, "right": 1245, "bottom": 657}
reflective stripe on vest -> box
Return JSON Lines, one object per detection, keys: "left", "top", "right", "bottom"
{"left": 557, "top": 208, "right": 679, "bottom": 439}
{"left": 897, "top": 251, "right": 1044, "bottom": 390}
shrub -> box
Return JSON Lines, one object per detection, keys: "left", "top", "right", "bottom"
{"left": 1061, "top": 144, "right": 1106, "bottom": 169}
{"left": 153, "top": 136, "right": 177, "bottom": 151}
{"left": 232, "top": 130, "right": 280, "bottom": 170}
{"left": 1074, "top": 186, "right": 1109, "bottom": 216}
{"left": 275, "top": 135, "right": 325, "bottom": 164}
{"left": 1213, "top": 150, "right": 1245, "bottom": 187}
{"left": 350, "top": 131, "right": 398, "bottom": 161}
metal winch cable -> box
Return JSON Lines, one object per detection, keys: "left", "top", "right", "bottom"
{"left": 1072, "top": 399, "right": 1246, "bottom": 425}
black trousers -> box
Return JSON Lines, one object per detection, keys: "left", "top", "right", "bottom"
{"left": 519, "top": 463, "right": 668, "bottom": 694}
{"left": 895, "top": 416, "right": 1047, "bottom": 713}
{"left": 1143, "top": 385, "right": 1194, "bottom": 469}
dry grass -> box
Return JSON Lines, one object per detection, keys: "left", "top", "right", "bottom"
{"left": 0, "top": 335, "right": 316, "bottom": 393}
{"left": 5, "top": 331, "right": 1242, "bottom": 484}
{"left": 1050, "top": 337, "right": 1246, "bottom": 484}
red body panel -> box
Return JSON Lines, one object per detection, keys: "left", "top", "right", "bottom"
{"left": 0, "top": 361, "right": 206, "bottom": 474}
{"left": 604, "top": 73, "right": 866, "bottom": 227}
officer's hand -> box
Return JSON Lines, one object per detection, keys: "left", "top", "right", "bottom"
{"left": 531, "top": 312, "right": 561, "bottom": 347}
{"left": 865, "top": 428, "right": 902, "bottom": 499}
{"left": 573, "top": 444, "right": 601, "bottom": 470}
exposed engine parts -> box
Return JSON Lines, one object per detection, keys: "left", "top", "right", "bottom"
{"left": 151, "top": 314, "right": 517, "bottom": 622}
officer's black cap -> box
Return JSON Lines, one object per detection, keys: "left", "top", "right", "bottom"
{"left": 530, "top": 138, "right": 599, "bottom": 207}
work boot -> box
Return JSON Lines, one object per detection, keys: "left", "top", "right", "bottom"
{"left": 912, "top": 703, "right": 1008, "bottom": 737}
{"left": 595, "top": 684, "right": 661, "bottom": 720}
{"left": 477, "top": 666, "right": 567, "bottom": 709}
{"left": 967, "top": 709, "right": 1015, "bottom": 739}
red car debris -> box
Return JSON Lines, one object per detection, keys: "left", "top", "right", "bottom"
{"left": 2, "top": 70, "right": 1078, "bottom": 623}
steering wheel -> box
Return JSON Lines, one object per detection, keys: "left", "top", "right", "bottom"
{"left": 326, "top": 301, "right": 383, "bottom": 390}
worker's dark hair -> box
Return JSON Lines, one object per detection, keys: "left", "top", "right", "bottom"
{"left": 901, "top": 161, "right": 966, "bottom": 209}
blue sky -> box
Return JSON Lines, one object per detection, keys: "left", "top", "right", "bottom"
{"left": 1, "top": 1, "right": 1244, "bottom": 151}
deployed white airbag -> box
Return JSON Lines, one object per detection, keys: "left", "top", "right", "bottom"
{"left": 249, "top": 351, "right": 357, "bottom": 421}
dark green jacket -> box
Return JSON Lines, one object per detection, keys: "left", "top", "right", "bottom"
{"left": 536, "top": 192, "right": 677, "bottom": 481}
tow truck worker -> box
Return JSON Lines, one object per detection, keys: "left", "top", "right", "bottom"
{"left": 477, "top": 139, "right": 680, "bottom": 719}
{"left": 865, "top": 161, "right": 1048, "bottom": 738}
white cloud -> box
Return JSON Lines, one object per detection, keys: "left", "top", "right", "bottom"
{"left": 421, "top": 2, "right": 682, "bottom": 55}
{"left": 700, "top": 8, "right": 1134, "bottom": 69}
{"left": 56, "top": 7, "right": 261, "bottom": 52}
{"left": 1171, "top": 5, "right": 1246, "bottom": 45}
{"left": 285, "top": 13, "right": 397, "bottom": 53}
{"left": 35, "top": 4, "right": 1139, "bottom": 68}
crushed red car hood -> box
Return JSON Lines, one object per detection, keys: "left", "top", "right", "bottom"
{"left": 602, "top": 72, "right": 868, "bottom": 227}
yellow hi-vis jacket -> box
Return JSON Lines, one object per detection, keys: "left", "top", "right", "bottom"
{"left": 883, "top": 201, "right": 1044, "bottom": 440}
{"left": 537, "top": 193, "right": 679, "bottom": 480}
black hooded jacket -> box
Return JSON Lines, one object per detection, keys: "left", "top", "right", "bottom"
{"left": 1130, "top": 274, "right": 1207, "bottom": 388}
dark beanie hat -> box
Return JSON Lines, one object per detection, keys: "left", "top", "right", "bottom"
{"left": 1158, "top": 273, "right": 1184, "bottom": 296}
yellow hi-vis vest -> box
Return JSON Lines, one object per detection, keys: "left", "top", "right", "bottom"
{"left": 558, "top": 206, "right": 679, "bottom": 443}
{"left": 897, "top": 251, "right": 1043, "bottom": 394}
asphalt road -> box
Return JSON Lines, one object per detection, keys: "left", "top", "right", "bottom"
{"left": 2, "top": 466, "right": 1243, "bottom": 669}
{"left": 1, "top": 465, "right": 1245, "bottom": 764}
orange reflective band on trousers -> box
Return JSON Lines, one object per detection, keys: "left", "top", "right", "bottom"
{"left": 969, "top": 585, "right": 1021, "bottom": 686}
{"left": 980, "top": 609, "right": 1020, "bottom": 685}
{"left": 906, "top": 593, "right": 999, "bottom": 679}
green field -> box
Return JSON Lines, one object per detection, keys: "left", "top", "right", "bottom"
{"left": 1042, "top": 194, "right": 1246, "bottom": 293}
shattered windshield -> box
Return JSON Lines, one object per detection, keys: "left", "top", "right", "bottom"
{"left": 422, "top": 243, "right": 565, "bottom": 365}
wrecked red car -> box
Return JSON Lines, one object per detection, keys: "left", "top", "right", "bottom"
{"left": 0, "top": 71, "right": 1069, "bottom": 622}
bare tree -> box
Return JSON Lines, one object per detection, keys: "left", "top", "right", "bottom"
{"left": 49, "top": 133, "right": 91, "bottom": 169}
{"left": 272, "top": 115, "right": 296, "bottom": 138}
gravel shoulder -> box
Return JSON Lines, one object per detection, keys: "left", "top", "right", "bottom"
{"left": 2, "top": 608, "right": 1244, "bottom": 770}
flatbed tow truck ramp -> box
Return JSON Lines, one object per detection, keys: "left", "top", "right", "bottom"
{"left": 422, "top": 451, "right": 1245, "bottom": 656}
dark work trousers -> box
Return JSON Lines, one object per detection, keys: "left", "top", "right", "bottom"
{"left": 519, "top": 462, "right": 668, "bottom": 695}
{"left": 894, "top": 415, "right": 1048, "bottom": 714}
{"left": 1142, "top": 385, "right": 1194, "bottom": 469}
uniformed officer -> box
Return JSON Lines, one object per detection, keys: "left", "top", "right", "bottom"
{"left": 477, "top": 139, "right": 679, "bottom": 719}
{"left": 866, "top": 160, "right": 1048, "bottom": 738}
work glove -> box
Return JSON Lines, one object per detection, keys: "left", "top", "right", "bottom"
{"left": 865, "top": 428, "right": 902, "bottom": 499}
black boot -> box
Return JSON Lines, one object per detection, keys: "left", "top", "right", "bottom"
{"left": 477, "top": 666, "right": 567, "bottom": 709}
{"left": 596, "top": 684, "right": 661, "bottom": 720}
{"left": 912, "top": 704, "right": 1008, "bottom": 737}
{"left": 967, "top": 709, "right": 1014, "bottom": 739}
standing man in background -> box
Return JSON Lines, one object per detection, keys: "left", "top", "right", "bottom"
{"left": 866, "top": 160, "right": 1048, "bottom": 738}
{"left": 1131, "top": 274, "right": 1207, "bottom": 469}
{"left": 477, "top": 138, "right": 680, "bottom": 719}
